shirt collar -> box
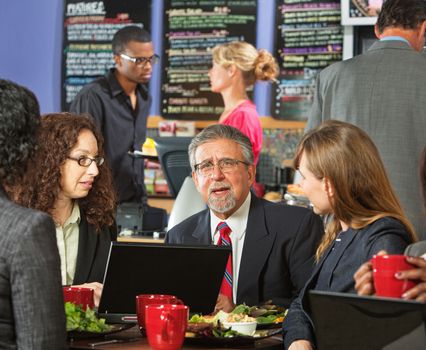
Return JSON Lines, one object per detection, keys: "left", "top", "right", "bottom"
{"left": 106, "top": 68, "right": 148, "bottom": 99}
{"left": 380, "top": 36, "right": 410, "bottom": 46}
{"left": 61, "top": 202, "right": 81, "bottom": 228}
{"left": 210, "top": 192, "right": 251, "bottom": 241}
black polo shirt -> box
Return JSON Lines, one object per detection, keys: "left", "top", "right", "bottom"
{"left": 70, "top": 69, "right": 151, "bottom": 204}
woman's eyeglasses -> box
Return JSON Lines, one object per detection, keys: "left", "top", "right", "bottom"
{"left": 67, "top": 156, "right": 104, "bottom": 167}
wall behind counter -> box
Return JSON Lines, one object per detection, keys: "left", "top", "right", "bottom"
{"left": 0, "top": 0, "right": 275, "bottom": 116}
{"left": 0, "top": 0, "right": 63, "bottom": 113}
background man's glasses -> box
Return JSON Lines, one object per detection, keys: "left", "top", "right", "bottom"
{"left": 120, "top": 53, "right": 160, "bottom": 67}
{"left": 194, "top": 158, "right": 249, "bottom": 177}
{"left": 67, "top": 156, "right": 104, "bottom": 167}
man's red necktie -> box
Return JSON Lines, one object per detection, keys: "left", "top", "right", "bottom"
{"left": 217, "top": 221, "right": 233, "bottom": 298}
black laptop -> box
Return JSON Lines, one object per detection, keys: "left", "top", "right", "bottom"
{"left": 308, "top": 290, "right": 426, "bottom": 350}
{"left": 98, "top": 242, "right": 230, "bottom": 323}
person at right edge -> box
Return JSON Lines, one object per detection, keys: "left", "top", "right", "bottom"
{"left": 306, "top": 0, "right": 426, "bottom": 240}
{"left": 282, "top": 120, "right": 417, "bottom": 350}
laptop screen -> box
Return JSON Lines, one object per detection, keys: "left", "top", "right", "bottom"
{"left": 98, "top": 242, "right": 230, "bottom": 323}
{"left": 308, "top": 290, "right": 426, "bottom": 350}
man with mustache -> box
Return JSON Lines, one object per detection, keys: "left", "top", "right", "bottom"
{"left": 165, "top": 124, "right": 323, "bottom": 311}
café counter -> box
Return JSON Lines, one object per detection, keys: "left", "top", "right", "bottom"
{"left": 69, "top": 325, "right": 283, "bottom": 350}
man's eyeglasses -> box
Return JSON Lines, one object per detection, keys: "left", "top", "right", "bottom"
{"left": 119, "top": 53, "right": 160, "bottom": 67}
{"left": 194, "top": 158, "right": 250, "bottom": 177}
{"left": 67, "top": 156, "right": 105, "bottom": 167}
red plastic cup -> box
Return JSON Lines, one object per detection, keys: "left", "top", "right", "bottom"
{"left": 145, "top": 304, "right": 189, "bottom": 350}
{"left": 136, "top": 294, "right": 183, "bottom": 334}
{"left": 372, "top": 254, "right": 418, "bottom": 298}
{"left": 63, "top": 286, "right": 94, "bottom": 310}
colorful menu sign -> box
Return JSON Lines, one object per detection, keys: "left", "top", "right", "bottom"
{"left": 161, "top": 0, "right": 257, "bottom": 120}
{"left": 273, "top": 0, "right": 343, "bottom": 120}
{"left": 62, "top": 0, "right": 151, "bottom": 110}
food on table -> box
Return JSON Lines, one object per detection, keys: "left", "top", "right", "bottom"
{"left": 65, "top": 302, "right": 111, "bottom": 333}
{"left": 186, "top": 301, "right": 286, "bottom": 338}
{"left": 225, "top": 313, "right": 256, "bottom": 323}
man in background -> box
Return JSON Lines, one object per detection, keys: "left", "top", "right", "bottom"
{"left": 70, "top": 25, "right": 158, "bottom": 206}
{"left": 166, "top": 124, "right": 323, "bottom": 311}
{"left": 307, "top": 0, "right": 426, "bottom": 239}
{"left": 0, "top": 79, "right": 67, "bottom": 349}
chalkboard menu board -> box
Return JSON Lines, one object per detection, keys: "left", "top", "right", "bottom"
{"left": 62, "top": 0, "right": 151, "bottom": 110}
{"left": 273, "top": 0, "right": 343, "bottom": 120}
{"left": 162, "top": 0, "right": 257, "bottom": 120}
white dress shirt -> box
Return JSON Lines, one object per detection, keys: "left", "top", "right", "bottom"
{"left": 210, "top": 192, "right": 251, "bottom": 303}
{"left": 55, "top": 203, "right": 80, "bottom": 285}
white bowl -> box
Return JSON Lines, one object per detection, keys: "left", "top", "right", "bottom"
{"left": 222, "top": 321, "right": 257, "bottom": 336}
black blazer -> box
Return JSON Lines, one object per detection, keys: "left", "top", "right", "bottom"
{"left": 165, "top": 195, "right": 324, "bottom": 307}
{"left": 283, "top": 217, "right": 412, "bottom": 349}
{"left": 73, "top": 213, "right": 117, "bottom": 284}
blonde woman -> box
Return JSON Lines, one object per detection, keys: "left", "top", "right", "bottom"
{"left": 283, "top": 120, "right": 417, "bottom": 350}
{"left": 209, "top": 41, "right": 278, "bottom": 167}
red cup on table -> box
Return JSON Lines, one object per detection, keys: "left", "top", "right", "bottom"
{"left": 136, "top": 294, "right": 183, "bottom": 334}
{"left": 372, "top": 254, "right": 418, "bottom": 298}
{"left": 145, "top": 304, "right": 189, "bottom": 350}
{"left": 63, "top": 286, "right": 94, "bottom": 310}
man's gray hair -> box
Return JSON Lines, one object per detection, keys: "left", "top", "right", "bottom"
{"left": 188, "top": 124, "right": 254, "bottom": 170}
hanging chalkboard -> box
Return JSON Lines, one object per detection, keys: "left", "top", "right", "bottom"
{"left": 62, "top": 0, "right": 151, "bottom": 110}
{"left": 273, "top": 0, "right": 343, "bottom": 120}
{"left": 161, "top": 0, "right": 257, "bottom": 120}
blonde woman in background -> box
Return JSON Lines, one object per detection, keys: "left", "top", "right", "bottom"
{"left": 209, "top": 41, "right": 278, "bottom": 196}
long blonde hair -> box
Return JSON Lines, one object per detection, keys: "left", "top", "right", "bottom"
{"left": 294, "top": 120, "right": 417, "bottom": 261}
{"left": 211, "top": 41, "right": 278, "bottom": 86}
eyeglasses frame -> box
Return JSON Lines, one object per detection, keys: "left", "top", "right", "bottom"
{"left": 67, "top": 156, "right": 105, "bottom": 167}
{"left": 119, "top": 53, "right": 160, "bottom": 67}
{"left": 194, "top": 158, "right": 250, "bottom": 177}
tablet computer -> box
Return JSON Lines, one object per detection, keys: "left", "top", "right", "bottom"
{"left": 98, "top": 242, "right": 230, "bottom": 323}
{"left": 308, "top": 290, "right": 426, "bottom": 350}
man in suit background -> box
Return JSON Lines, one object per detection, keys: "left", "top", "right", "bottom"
{"left": 166, "top": 124, "right": 323, "bottom": 311}
{"left": 0, "top": 80, "right": 67, "bottom": 348}
{"left": 307, "top": 0, "right": 426, "bottom": 239}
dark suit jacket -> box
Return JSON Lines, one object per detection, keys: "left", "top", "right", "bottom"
{"left": 165, "top": 195, "right": 323, "bottom": 307}
{"left": 308, "top": 40, "right": 426, "bottom": 240}
{"left": 283, "top": 217, "right": 412, "bottom": 349}
{"left": 73, "top": 213, "right": 117, "bottom": 284}
{"left": 0, "top": 188, "right": 67, "bottom": 349}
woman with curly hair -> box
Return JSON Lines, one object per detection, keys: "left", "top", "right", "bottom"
{"left": 209, "top": 41, "right": 278, "bottom": 196}
{"left": 12, "top": 112, "right": 116, "bottom": 307}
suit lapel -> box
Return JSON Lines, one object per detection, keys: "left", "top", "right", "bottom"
{"left": 192, "top": 210, "right": 212, "bottom": 244}
{"left": 74, "top": 215, "right": 98, "bottom": 284}
{"left": 237, "top": 196, "right": 275, "bottom": 302}
{"left": 324, "top": 228, "right": 358, "bottom": 287}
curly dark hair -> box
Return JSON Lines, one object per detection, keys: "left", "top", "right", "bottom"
{"left": 0, "top": 79, "right": 40, "bottom": 185}
{"left": 377, "top": 0, "right": 426, "bottom": 33}
{"left": 14, "top": 113, "right": 116, "bottom": 232}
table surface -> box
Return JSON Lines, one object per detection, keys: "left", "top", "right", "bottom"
{"left": 69, "top": 325, "right": 283, "bottom": 350}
